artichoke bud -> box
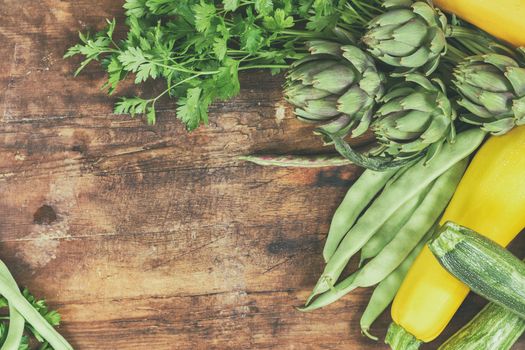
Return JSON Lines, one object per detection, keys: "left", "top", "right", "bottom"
{"left": 364, "top": 0, "right": 447, "bottom": 75}
{"left": 454, "top": 53, "right": 525, "bottom": 134}
{"left": 371, "top": 73, "right": 455, "bottom": 161}
{"left": 285, "top": 39, "right": 385, "bottom": 140}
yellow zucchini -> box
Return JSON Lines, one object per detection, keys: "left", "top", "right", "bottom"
{"left": 387, "top": 126, "right": 525, "bottom": 346}
{"left": 434, "top": 0, "right": 525, "bottom": 46}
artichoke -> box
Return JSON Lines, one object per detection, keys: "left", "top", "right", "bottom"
{"left": 363, "top": 0, "right": 447, "bottom": 75}
{"left": 284, "top": 39, "right": 385, "bottom": 139}
{"left": 371, "top": 73, "right": 456, "bottom": 161}
{"left": 454, "top": 53, "right": 525, "bottom": 134}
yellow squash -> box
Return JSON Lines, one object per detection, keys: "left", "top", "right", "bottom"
{"left": 390, "top": 126, "right": 525, "bottom": 344}
{"left": 434, "top": 0, "right": 525, "bottom": 47}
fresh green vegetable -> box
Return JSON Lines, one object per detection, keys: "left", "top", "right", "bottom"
{"left": 360, "top": 227, "right": 435, "bottom": 340}
{"left": 0, "top": 260, "right": 71, "bottom": 350}
{"left": 284, "top": 37, "right": 385, "bottom": 140}
{"left": 351, "top": 160, "right": 466, "bottom": 287}
{"left": 0, "top": 260, "right": 24, "bottom": 350}
{"left": 306, "top": 128, "right": 485, "bottom": 302}
{"left": 454, "top": 53, "right": 525, "bottom": 134}
{"left": 363, "top": 0, "right": 448, "bottom": 75}
{"left": 439, "top": 302, "right": 525, "bottom": 350}
{"left": 239, "top": 154, "right": 352, "bottom": 167}
{"left": 0, "top": 272, "right": 72, "bottom": 350}
{"left": 323, "top": 168, "right": 397, "bottom": 262}
{"left": 370, "top": 73, "right": 456, "bottom": 162}
{"left": 320, "top": 130, "right": 423, "bottom": 171}
{"left": 302, "top": 222, "right": 434, "bottom": 314}
{"left": 360, "top": 192, "right": 422, "bottom": 265}
{"left": 65, "top": 0, "right": 355, "bottom": 129}
{"left": 304, "top": 158, "right": 466, "bottom": 310}
{"left": 429, "top": 221, "right": 525, "bottom": 319}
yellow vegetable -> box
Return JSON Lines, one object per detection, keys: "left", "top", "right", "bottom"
{"left": 434, "top": 0, "right": 525, "bottom": 47}
{"left": 387, "top": 126, "right": 525, "bottom": 347}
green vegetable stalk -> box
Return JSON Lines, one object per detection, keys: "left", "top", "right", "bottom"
{"left": 238, "top": 154, "right": 352, "bottom": 167}
{"left": 0, "top": 260, "right": 71, "bottom": 350}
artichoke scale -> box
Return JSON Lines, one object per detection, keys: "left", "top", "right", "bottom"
{"left": 288, "top": 60, "right": 337, "bottom": 84}
{"left": 505, "top": 66, "right": 525, "bottom": 96}
{"left": 338, "top": 86, "right": 368, "bottom": 115}
{"left": 482, "top": 54, "right": 519, "bottom": 72}
{"left": 411, "top": 2, "right": 443, "bottom": 28}
{"left": 303, "top": 98, "right": 340, "bottom": 118}
{"left": 464, "top": 69, "right": 512, "bottom": 93}
{"left": 342, "top": 46, "right": 374, "bottom": 73}
{"left": 512, "top": 96, "right": 525, "bottom": 122}
{"left": 312, "top": 64, "right": 356, "bottom": 94}
{"left": 359, "top": 70, "right": 385, "bottom": 99}
{"left": 377, "top": 39, "right": 419, "bottom": 57}
{"left": 392, "top": 19, "right": 428, "bottom": 47}
{"left": 308, "top": 40, "right": 343, "bottom": 56}
{"left": 399, "top": 91, "right": 436, "bottom": 113}
{"left": 368, "top": 9, "right": 414, "bottom": 28}
{"left": 399, "top": 46, "right": 432, "bottom": 68}
{"left": 478, "top": 90, "right": 514, "bottom": 114}
{"left": 394, "top": 110, "right": 432, "bottom": 133}
{"left": 457, "top": 98, "right": 494, "bottom": 119}
{"left": 482, "top": 118, "right": 516, "bottom": 135}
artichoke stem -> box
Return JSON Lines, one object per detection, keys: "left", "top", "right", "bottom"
{"left": 318, "top": 129, "right": 422, "bottom": 171}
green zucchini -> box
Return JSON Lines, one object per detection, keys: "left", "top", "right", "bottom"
{"left": 429, "top": 221, "right": 525, "bottom": 318}
{"left": 439, "top": 302, "right": 525, "bottom": 350}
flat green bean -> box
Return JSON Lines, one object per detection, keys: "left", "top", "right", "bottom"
{"left": 351, "top": 159, "right": 467, "bottom": 288}
{"left": 359, "top": 188, "right": 426, "bottom": 265}
{"left": 360, "top": 227, "right": 435, "bottom": 340}
{"left": 300, "top": 272, "right": 358, "bottom": 312}
{"left": 323, "top": 168, "right": 397, "bottom": 262}
{"left": 306, "top": 129, "right": 485, "bottom": 302}
{"left": 0, "top": 260, "right": 24, "bottom": 350}
{"left": 302, "top": 219, "right": 437, "bottom": 312}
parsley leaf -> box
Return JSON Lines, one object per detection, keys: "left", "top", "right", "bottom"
{"left": 66, "top": 0, "right": 365, "bottom": 131}
{"left": 255, "top": 0, "right": 273, "bottom": 16}
{"left": 193, "top": 1, "right": 216, "bottom": 33}
{"left": 177, "top": 87, "right": 209, "bottom": 130}
{"left": 222, "top": 0, "right": 239, "bottom": 12}
{"left": 263, "top": 9, "right": 294, "bottom": 31}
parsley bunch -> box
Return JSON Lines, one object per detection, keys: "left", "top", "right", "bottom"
{"left": 65, "top": 0, "right": 352, "bottom": 130}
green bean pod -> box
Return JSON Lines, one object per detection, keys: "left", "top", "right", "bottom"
{"left": 360, "top": 189, "right": 425, "bottom": 265}
{"left": 352, "top": 159, "right": 467, "bottom": 288}
{"left": 0, "top": 260, "right": 24, "bottom": 350}
{"left": 323, "top": 168, "right": 397, "bottom": 262}
{"left": 239, "top": 154, "right": 353, "bottom": 168}
{"left": 302, "top": 224, "right": 435, "bottom": 313}
{"left": 307, "top": 129, "right": 485, "bottom": 302}
{"left": 360, "top": 228, "right": 435, "bottom": 340}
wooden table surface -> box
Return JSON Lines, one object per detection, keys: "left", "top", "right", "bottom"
{"left": 0, "top": 1, "right": 523, "bottom": 349}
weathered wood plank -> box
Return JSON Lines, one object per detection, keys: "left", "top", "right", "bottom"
{"left": 0, "top": 0, "right": 523, "bottom": 349}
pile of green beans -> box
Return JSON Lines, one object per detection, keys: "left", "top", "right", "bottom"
{"left": 301, "top": 129, "right": 486, "bottom": 338}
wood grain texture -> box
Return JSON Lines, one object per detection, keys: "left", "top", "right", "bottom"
{"left": 0, "top": 0, "right": 523, "bottom": 349}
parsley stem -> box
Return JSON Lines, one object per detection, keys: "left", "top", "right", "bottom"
{"left": 151, "top": 61, "right": 220, "bottom": 75}
{"left": 280, "top": 29, "right": 327, "bottom": 37}
{"left": 238, "top": 64, "right": 290, "bottom": 71}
